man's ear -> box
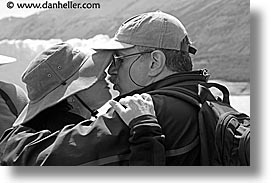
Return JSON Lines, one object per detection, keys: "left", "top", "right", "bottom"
{"left": 148, "top": 50, "right": 166, "bottom": 77}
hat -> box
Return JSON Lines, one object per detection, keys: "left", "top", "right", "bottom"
{"left": 13, "top": 42, "right": 113, "bottom": 126}
{"left": 0, "top": 55, "right": 16, "bottom": 65}
{"left": 92, "top": 11, "right": 197, "bottom": 54}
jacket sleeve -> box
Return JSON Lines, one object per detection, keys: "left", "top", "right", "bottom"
{"left": 0, "top": 111, "right": 165, "bottom": 166}
{"left": 0, "top": 109, "right": 130, "bottom": 166}
{"left": 0, "top": 125, "right": 58, "bottom": 166}
{"left": 128, "top": 114, "right": 165, "bottom": 166}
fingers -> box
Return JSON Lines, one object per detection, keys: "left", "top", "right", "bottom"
{"left": 120, "top": 93, "right": 153, "bottom": 108}
{"left": 133, "top": 94, "right": 144, "bottom": 100}
{"left": 140, "top": 93, "right": 153, "bottom": 102}
{"left": 110, "top": 94, "right": 156, "bottom": 126}
{"left": 119, "top": 96, "right": 140, "bottom": 110}
{"left": 109, "top": 100, "right": 126, "bottom": 115}
{"left": 140, "top": 93, "right": 155, "bottom": 116}
{"left": 119, "top": 96, "right": 132, "bottom": 109}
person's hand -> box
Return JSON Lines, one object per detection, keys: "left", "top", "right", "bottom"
{"left": 109, "top": 93, "right": 156, "bottom": 126}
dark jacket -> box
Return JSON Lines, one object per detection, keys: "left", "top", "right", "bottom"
{"left": 0, "top": 71, "right": 208, "bottom": 166}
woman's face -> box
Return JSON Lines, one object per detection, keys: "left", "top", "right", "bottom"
{"left": 77, "top": 72, "right": 111, "bottom": 111}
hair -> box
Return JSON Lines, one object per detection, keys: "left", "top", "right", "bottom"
{"left": 24, "top": 99, "right": 84, "bottom": 132}
{"left": 136, "top": 46, "right": 193, "bottom": 72}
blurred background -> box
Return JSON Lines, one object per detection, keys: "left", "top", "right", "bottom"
{"left": 0, "top": 0, "right": 250, "bottom": 114}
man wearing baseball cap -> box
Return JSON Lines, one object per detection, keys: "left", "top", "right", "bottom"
{"left": 96, "top": 11, "right": 207, "bottom": 165}
{"left": 53, "top": 11, "right": 207, "bottom": 165}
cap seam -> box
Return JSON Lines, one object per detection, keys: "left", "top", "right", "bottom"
{"left": 159, "top": 18, "right": 167, "bottom": 49}
{"left": 129, "top": 14, "right": 144, "bottom": 45}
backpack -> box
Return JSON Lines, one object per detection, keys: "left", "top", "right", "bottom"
{"left": 0, "top": 88, "right": 18, "bottom": 117}
{"left": 151, "top": 82, "right": 250, "bottom": 166}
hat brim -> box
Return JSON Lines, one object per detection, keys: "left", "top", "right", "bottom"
{"left": 13, "top": 50, "right": 113, "bottom": 126}
{"left": 0, "top": 55, "right": 16, "bottom": 65}
{"left": 91, "top": 38, "right": 134, "bottom": 50}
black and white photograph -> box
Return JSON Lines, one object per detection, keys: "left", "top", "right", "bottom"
{"left": 0, "top": 0, "right": 271, "bottom": 182}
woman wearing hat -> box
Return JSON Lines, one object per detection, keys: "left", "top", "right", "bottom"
{"left": 1, "top": 42, "right": 112, "bottom": 133}
{"left": 0, "top": 42, "right": 163, "bottom": 166}
{"left": 10, "top": 42, "right": 114, "bottom": 132}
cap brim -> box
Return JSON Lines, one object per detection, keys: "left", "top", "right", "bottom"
{"left": 0, "top": 55, "right": 16, "bottom": 65}
{"left": 91, "top": 38, "right": 134, "bottom": 50}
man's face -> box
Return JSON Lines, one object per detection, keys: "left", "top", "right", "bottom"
{"left": 107, "top": 47, "right": 151, "bottom": 95}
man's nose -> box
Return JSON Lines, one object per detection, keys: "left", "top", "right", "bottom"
{"left": 108, "top": 61, "right": 118, "bottom": 75}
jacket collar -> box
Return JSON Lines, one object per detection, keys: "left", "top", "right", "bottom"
{"left": 115, "top": 69, "right": 209, "bottom": 101}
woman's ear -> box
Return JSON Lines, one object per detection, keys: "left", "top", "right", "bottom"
{"left": 148, "top": 50, "right": 166, "bottom": 77}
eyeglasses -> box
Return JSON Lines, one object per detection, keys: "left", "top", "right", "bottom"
{"left": 112, "top": 51, "right": 153, "bottom": 67}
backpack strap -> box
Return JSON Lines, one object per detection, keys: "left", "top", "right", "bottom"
{"left": 165, "top": 136, "right": 200, "bottom": 157}
{"left": 0, "top": 88, "right": 18, "bottom": 117}
{"left": 148, "top": 86, "right": 202, "bottom": 156}
{"left": 199, "top": 83, "right": 230, "bottom": 105}
{"left": 149, "top": 82, "right": 230, "bottom": 106}
{"left": 148, "top": 86, "right": 201, "bottom": 109}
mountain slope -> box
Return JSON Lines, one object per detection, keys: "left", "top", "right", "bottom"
{"left": 0, "top": 0, "right": 250, "bottom": 82}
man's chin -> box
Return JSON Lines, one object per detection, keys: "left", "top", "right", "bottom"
{"left": 112, "top": 84, "right": 133, "bottom": 96}
{"left": 113, "top": 84, "right": 119, "bottom": 91}
{"left": 110, "top": 84, "right": 121, "bottom": 97}
{"left": 115, "top": 84, "right": 129, "bottom": 96}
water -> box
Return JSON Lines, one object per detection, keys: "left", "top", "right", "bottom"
{"left": 230, "top": 95, "right": 250, "bottom": 115}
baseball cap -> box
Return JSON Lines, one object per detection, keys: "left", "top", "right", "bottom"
{"left": 92, "top": 11, "right": 197, "bottom": 54}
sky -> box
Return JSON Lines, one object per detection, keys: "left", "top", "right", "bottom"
{"left": 0, "top": 0, "right": 68, "bottom": 19}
